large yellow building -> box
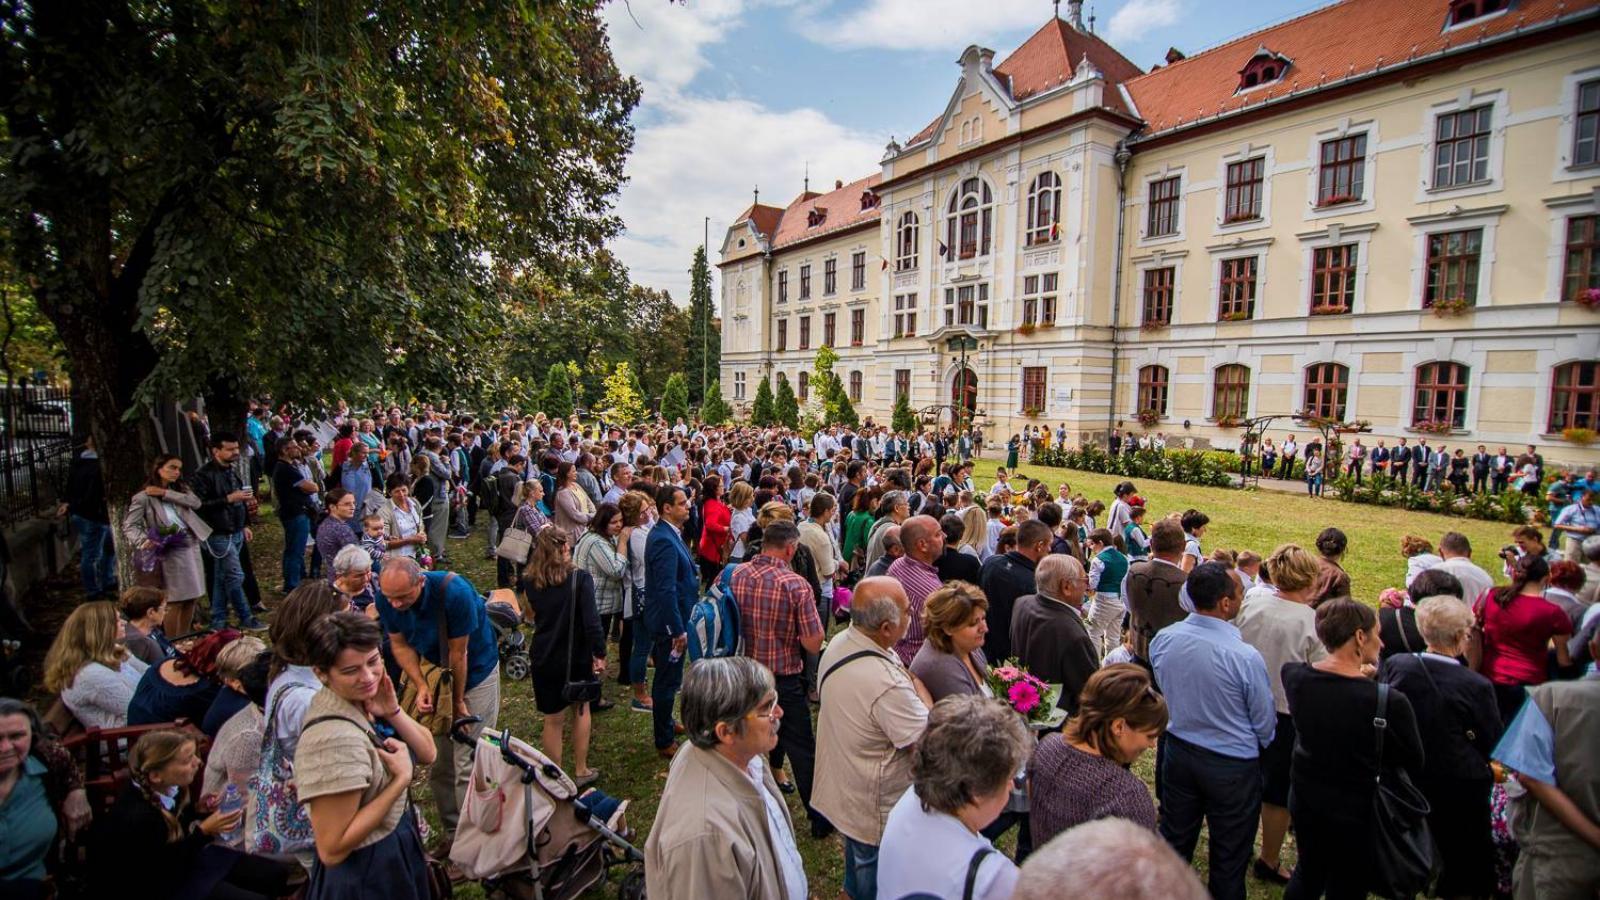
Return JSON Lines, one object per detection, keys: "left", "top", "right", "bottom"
{"left": 718, "top": 0, "right": 1600, "bottom": 465}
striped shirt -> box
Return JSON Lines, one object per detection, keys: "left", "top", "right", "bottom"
{"left": 888, "top": 555, "right": 943, "bottom": 666}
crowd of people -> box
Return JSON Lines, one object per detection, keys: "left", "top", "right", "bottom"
{"left": 7, "top": 402, "right": 1599, "bottom": 900}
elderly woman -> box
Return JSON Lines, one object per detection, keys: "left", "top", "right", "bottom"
{"left": 1378, "top": 567, "right": 1464, "bottom": 660}
{"left": 1283, "top": 600, "right": 1425, "bottom": 899}
{"left": 1030, "top": 664, "right": 1167, "bottom": 845}
{"left": 877, "top": 695, "right": 1031, "bottom": 900}
{"left": 0, "top": 697, "right": 91, "bottom": 898}
{"left": 1379, "top": 596, "right": 1503, "bottom": 899}
{"left": 200, "top": 635, "right": 267, "bottom": 737}
{"left": 551, "top": 461, "right": 595, "bottom": 542}
{"left": 296, "top": 613, "right": 437, "bottom": 900}
{"left": 1543, "top": 559, "right": 1587, "bottom": 629}
{"left": 645, "top": 656, "right": 806, "bottom": 900}
{"left": 121, "top": 453, "right": 209, "bottom": 637}
{"left": 575, "top": 502, "right": 631, "bottom": 714}
{"left": 44, "top": 601, "right": 148, "bottom": 729}
{"left": 200, "top": 653, "right": 270, "bottom": 848}
{"left": 1235, "top": 543, "right": 1326, "bottom": 885}
{"left": 909, "top": 581, "right": 991, "bottom": 702}
{"left": 127, "top": 629, "right": 238, "bottom": 727}
{"left": 522, "top": 527, "right": 606, "bottom": 787}
{"left": 1399, "top": 534, "right": 1443, "bottom": 588}
{"left": 117, "top": 586, "right": 172, "bottom": 666}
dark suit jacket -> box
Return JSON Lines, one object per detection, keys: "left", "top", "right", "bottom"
{"left": 1378, "top": 653, "right": 1502, "bottom": 785}
{"left": 936, "top": 547, "right": 981, "bottom": 584}
{"left": 979, "top": 551, "right": 1037, "bottom": 662}
{"left": 644, "top": 521, "right": 699, "bottom": 639}
{"left": 1010, "top": 594, "right": 1099, "bottom": 713}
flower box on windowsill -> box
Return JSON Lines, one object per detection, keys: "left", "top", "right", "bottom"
{"left": 1561, "top": 427, "right": 1597, "bottom": 447}
{"left": 1137, "top": 409, "right": 1162, "bottom": 429}
{"left": 1218, "top": 311, "right": 1252, "bottom": 322}
{"left": 1022, "top": 406, "right": 1043, "bottom": 419}
{"left": 1139, "top": 320, "right": 1171, "bottom": 332}
{"left": 1223, "top": 213, "right": 1261, "bottom": 225}
{"left": 1428, "top": 296, "right": 1472, "bottom": 318}
{"left": 1017, "top": 322, "right": 1037, "bottom": 336}
{"left": 1576, "top": 288, "right": 1600, "bottom": 311}
{"left": 1315, "top": 194, "right": 1361, "bottom": 209}
{"left": 1410, "top": 419, "right": 1458, "bottom": 436}
{"left": 1037, "top": 321, "right": 1055, "bottom": 330}
{"left": 1212, "top": 415, "right": 1243, "bottom": 429}
{"left": 1309, "top": 304, "right": 1350, "bottom": 316}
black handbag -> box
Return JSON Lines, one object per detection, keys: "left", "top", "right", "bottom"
{"left": 1367, "top": 682, "right": 1439, "bottom": 899}
{"left": 561, "top": 572, "right": 604, "bottom": 705}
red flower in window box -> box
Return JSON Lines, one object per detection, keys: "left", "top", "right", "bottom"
{"left": 1223, "top": 212, "right": 1259, "bottom": 225}
{"left": 1037, "top": 321, "right": 1055, "bottom": 330}
{"left": 1413, "top": 418, "right": 1455, "bottom": 435}
{"left": 1429, "top": 296, "right": 1471, "bottom": 317}
{"left": 1215, "top": 415, "right": 1242, "bottom": 429}
{"left": 1219, "top": 310, "right": 1251, "bottom": 322}
{"left": 1310, "top": 304, "right": 1349, "bottom": 316}
{"left": 1017, "top": 322, "right": 1037, "bottom": 335}
{"left": 1562, "top": 427, "right": 1597, "bottom": 446}
{"left": 1576, "top": 288, "right": 1600, "bottom": 310}
{"left": 1317, "top": 194, "right": 1359, "bottom": 208}
{"left": 1140, "top": 320, "right": 1170, "bottom": 332}
{"left": 1137, "top": 409, "right": 1161, "bottom": 428}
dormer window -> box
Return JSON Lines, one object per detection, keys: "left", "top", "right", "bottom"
{"left": 860, "top": 191, "right": 880, "bottom": 211}
{"left": 1448, "top": 0, "right": 1509, "bottom": 27}
{"left": 807, "top": 208, "right": 828, "bottom": 228}
{"left": 1237, "top": 47, "right": 1290, "bottom": 92}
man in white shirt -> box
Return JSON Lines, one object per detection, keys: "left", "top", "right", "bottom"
{"left": 1435, "top": 531, "right": 1495, "bottom": 605}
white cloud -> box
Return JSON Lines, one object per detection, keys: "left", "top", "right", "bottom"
{"left": 799, "top": 0, "right": 1046, "bottom": 52}
{"left": 608, "top": 96, "right": 883, "bottom": 303}
{"left": 601, "top": 0, "right": 746, "bottom": 94}
{"left": 1104, "top": 0, "right": 1182, "bottom": 44}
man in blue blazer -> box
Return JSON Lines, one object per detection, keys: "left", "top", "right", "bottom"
{"left": 644, "top": 483, "right": 698, "bottom": 756}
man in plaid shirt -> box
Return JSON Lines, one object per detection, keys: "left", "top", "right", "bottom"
{"left": 731, "top": 519, "right": 831, "bottom": 837}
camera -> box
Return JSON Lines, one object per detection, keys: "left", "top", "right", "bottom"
{"left": 1498, "top": 544, "right": 1518, "bottom": 560}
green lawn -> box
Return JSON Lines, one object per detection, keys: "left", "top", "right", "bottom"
{"left": 245, "top": 462, "right": 1513, "bottom": 899}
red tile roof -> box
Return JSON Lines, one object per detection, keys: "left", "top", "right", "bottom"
{"left": 1125, "top": 0, "right": 1600, "bottom": 135}
{"left": 907, "top": 18, "right": 1144, "bottom": 146}
{"left": 769, "top": 174, "right": 883, "bottom": 250}
{"left": 736, "top": 203, "right": 785, "bottom": 240}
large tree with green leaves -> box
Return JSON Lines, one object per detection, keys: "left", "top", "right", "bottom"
{"left": 684, "top": 245, "right": 717, "bottom": 404}
{"left": 599, "top": 361, "right": 647, "bottom": 425}
{"left": 751, "top": 373, "right": 775, "bottom": 427}
{"left": 660, "top": 372, "right": 689, "bottom": 424}
{"left": 0, "top": 0, "right": 638, "bottom": 536}
{"left": 774, "top": 373, "right": 799, "bottom": 430}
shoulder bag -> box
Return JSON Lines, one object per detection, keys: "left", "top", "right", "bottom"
{"left": 245, "top": 682, "right": 317, "bottom": 855}
{"left": 400, "top": 573, "right": 459, "bottom": 736}
{"left": 1367, "top": 682, "right": 1439, "bottom": 899}
{"left": 561, "top": 572, "right": 604, "bottom": 705}
{"left": 495, "top": 509, "right": 534, "bottom": 565}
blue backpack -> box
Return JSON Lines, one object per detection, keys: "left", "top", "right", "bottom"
{"left": 687, "top": 563, "right": 743, "bottom": 662}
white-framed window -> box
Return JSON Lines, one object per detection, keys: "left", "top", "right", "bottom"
{"left": 777, "top": 269, "right": 788, "bottom": 304}
{"left": 733, "top": 371, "right": 746, "bottom": 400}
{"left": 1020, "top": 273, "right": 1059, "bottom": 326}
{"left": 851, "top": 251, "right": 866, "bottom": 291}
{"left": 1130, "top": 250, "right": 1188, "bottom": 328}
{"left": 1553, "top": 66, "right": 1600, "bottom": 182}
{"left": 944, "top": 284, "right": 989, "bottom": 328}
{"left": 1137, "top": 167, "right": 1186, "bottom": 245}
{"left": 893, "top": 293, "right": 918, "bottom": 338}
{"left": 1304, "top": 119, "right": 1379, "bottom": 221}
{"left": 896, "top": 211, "right": 920, "bottom": 271}
{"left": 944, "top": 177, "right": 994, "bottom": 261}
{"left": 799, "top": 264, "right": 812, "bottom": 300}
{"left": 1216, "top": 144, "right": 1275, "bottom": 236}
{"left": 1025, "top": 171, "right": 1062, "bottom": 246}
{"left": 823, "top": 257, "right": 838, "bottom": 296}
{"left": 1417, "top": 90, "right": 1506, "bottom": 202}
{"left": 1206, "top": 241, "right": 1270, "bottom": 322}
{"left": 1406, "top": 206, "right": 1504, "bottom": 310}
{"left": 1298, "top": 222, "right": 1375, "bottom": 317}
{"left": 849, "top": 370, "right": 863, "bottom": 403}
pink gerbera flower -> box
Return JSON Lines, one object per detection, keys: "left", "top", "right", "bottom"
{"left": 1008, "top": 680, "right": 1040, "bottom": 715}
{"left": 993, "top": 666, "right": 1020, "bottom": 682}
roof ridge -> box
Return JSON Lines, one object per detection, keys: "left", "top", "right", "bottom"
{"left": 1130, "top": 0, "right": 1352, "bottom": 79}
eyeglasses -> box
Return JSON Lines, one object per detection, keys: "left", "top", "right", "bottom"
{"left": 745, "top": 696, "right": 782, "bottom": 721}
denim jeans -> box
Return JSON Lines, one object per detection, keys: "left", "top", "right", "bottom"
{"left": 70, "top": 515, "right": 117, "bottom": 597}
{"left": 280, "top": 514, "right": 310, "bottom": 589}
{"left": 206, "top": 532, "right": 253, "bottom": 629}
{"left": 842, "top": 835, "right": 880, "bottom": 900}
{"left": 650, "top": 636, "right": 684, "bottom": 750}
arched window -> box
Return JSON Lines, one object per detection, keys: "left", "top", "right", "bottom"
{"left": 1213, "top": 364, "right": 1251, "bottom": 420}
{"left": 945, "top": 177, "right": 993, "bottom": 262}
{"left": 1138, "top": 366, "right": 1169, "bottom": 418}
{"left": 1303, "top": 363, "right": 1350, "bottom": 421}
{"left": 1026, "top": 172, "right": 1062, "bottom": 246}
{"left": 1413, "top": 362, "right": 1469, "bottom": 429}
{"left": 1550, "top": 361, "right": 1599, "bottom": 432}
{"left": 1237, "top": 49, "right": 1290, "bottom": 92}
{"left": 896, "top": 212, "right": 920, "bottom": 272}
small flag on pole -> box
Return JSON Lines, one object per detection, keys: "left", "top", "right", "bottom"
{"left": 1050, "top": 220, "right": 1060, "bottom": 240}
{"left": 881, "top": 257, "right": 889, "bottom": 270}
{"left": 938, "top": 241, "right": 948, "bottom": 256}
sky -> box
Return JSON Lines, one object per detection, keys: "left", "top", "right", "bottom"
{"left": 599, "top": 0, "right": 1331, "bottom": 304}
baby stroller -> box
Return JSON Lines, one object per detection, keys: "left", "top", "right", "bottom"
{"left": 485, "top": 597, "right": 533, "bottom": 682}
{"left": 449, "top": 720, "right": 646, "bottom": 900}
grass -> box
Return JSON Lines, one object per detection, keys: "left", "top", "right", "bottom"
{"left": 235, "top": 460, "right": 1514, "bottom": 899}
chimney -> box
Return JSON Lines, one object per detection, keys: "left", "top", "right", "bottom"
{"left": 835, "top": 179, "right": 843, "bottom": 190}
{"left": 1067, "top": 0, "right": 1085, "bottom": 29}
{"left": 1166, "top": 47, "right": 1186, "bottom": 64}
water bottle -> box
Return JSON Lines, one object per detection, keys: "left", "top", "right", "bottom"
{"left": 218, "top": 783, "right": 244, "bottom": 844}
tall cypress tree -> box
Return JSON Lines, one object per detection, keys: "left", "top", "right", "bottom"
{"left": 774, "top": 373, "right": 799, "bottom": 429}
{"left": 701, "top": 379, "right": 732, "bottom": 425}
{"left": 539, "top": 362, "right": 574, "bottom": 418}
{"left": 685, "top": 246, "right": 718, "bottom": 404}
{"left": 892, "top": 390, "right": 918, "bottom": 434}
{"left": 751, "top": 374, "right": 775, "bottom": 426}
{"left": 661, "top": 372, "right": 690, "bottom": 424}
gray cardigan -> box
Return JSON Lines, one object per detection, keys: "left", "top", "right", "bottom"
{"left": 908, "top": 643, "right": 990, "bottom": 704}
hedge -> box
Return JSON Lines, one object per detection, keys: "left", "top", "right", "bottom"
{"left": 1029, "top": 445, "right": 1234, "bottom": 488}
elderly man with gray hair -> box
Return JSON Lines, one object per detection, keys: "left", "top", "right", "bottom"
{"left": 814, "top": 576, "right": 935, "bottom": 900}
{"left": 864, "top": 490, "right": 910, "bottom": 573}
{"left": 1012, "top": 818, "right": 1208, "bottom": 900}
{"left": 645, "top": 656, "right": 807, "bottom": 900}
{"left": 1010, "top": 554, "right": 1098, "bottom": 714}
{"left": 865, "top": 525, "right": 903, "bottom": 579}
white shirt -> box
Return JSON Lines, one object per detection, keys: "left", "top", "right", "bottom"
{"left": 877, "top": 787, "right": 1018, "bottom": 900}
{"left": 1435, "top": 556, "right": 1495, "bottom": 607}
{"left": 747, "top": 756, "right": 807, "bottom": 900}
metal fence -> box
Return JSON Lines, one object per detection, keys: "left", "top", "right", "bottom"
{"left": 0, "top": 383, "right": 74, "bottom": 525}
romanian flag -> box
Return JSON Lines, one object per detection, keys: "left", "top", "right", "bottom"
{"left": 1050, "top": 220, "right": 1060, "bottom": 240}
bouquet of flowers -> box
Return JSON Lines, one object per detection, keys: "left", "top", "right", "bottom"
{"left": 135, "top": 524, "right": 189, "bottom": 573}
{"left": 986, "top": 660, "right": 1060, "bottom": 725}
